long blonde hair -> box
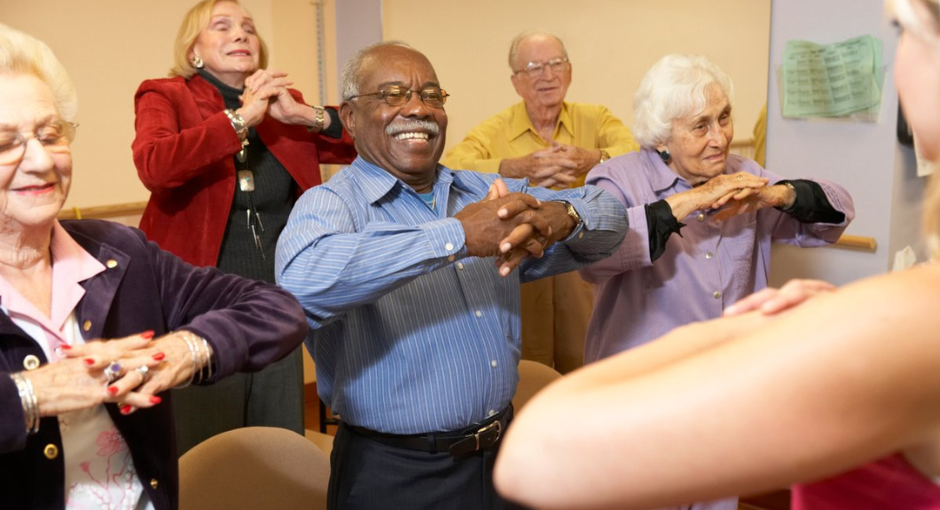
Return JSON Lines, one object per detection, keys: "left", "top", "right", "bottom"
{"left": 169, "top": 0, "right": 269, "bottom": 79}
{"left": 895, "top": 0, "right": 940, "bottom": 258}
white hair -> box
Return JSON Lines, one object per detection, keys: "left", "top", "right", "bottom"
{"left": 340, "top": 40, "right": 413, "bottom": 101}
{"left": 632, "top": 54, "right": 733, "bottom": 148}
{"left": 0, "top": 23, "right": 78, "bottom": 121}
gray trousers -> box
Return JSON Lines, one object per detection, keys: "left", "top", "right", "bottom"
{"left": 171, "top": 345, "right": 305, "bottom": 456}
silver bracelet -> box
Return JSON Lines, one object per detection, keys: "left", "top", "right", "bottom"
{"left": 11, "top": 373, "right": 39, "bottom": 435}
{"left": 199, "top": 337, "right": 213, "bottom": 384}
{"left": 173, "top": 332, "right": 200, "bottom": 389}
{"left": 223, "top": 109, "right": 248, "bottom": 141}
{"left": 172, "top": 331, "right": 213, "bottom": 387}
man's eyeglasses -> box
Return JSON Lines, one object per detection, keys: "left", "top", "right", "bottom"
{"left": 514, "top": 57, "right": 570, "bottom": 78}
{"left": 348, "top": 86, "right": 449, "bottom": 108}
{"left": 0, "top": 121, "right": 77, "bottom": 165}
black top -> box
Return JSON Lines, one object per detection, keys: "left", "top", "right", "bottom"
{"left": 198, "top": 69, "right": 341, "bottom": 282}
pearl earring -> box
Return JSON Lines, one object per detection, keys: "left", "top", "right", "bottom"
{"left": 191, "top": 55, "right": 204, "bottom": 69}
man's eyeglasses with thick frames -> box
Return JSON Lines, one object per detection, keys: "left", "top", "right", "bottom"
{"left": 514, "top": 57, "right": 570, "bottom": 78}
{"left": 0, "top": 121, "right": 77, "bottom": 166}
{"left": 348, "top": 86, "right": 449, "bottom": 108}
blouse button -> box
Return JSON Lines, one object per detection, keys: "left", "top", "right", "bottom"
{"left": 23, "top": 355, "right": 41, "bottom": 371}
{"left": 43, "top": 444, "right": 59, "bottom": 460}
{"left": 150, "top": 478, "right": 159, "bottom": 489}
{"left": 713, "top": 291, "right": 722, "bottom": 299}
{"left": 444, "top": 242, "right": 454, "bottom": 251}
{"left": 82, "top": 320, "right": 92, "bottom": 332}
{"left": 697, "top": 213, "right": 706, "bottom": 222}
{"left": 106, "top": 259, "right": 118, "bottom": 269}
{"left": 705, "top": 252, "right": 714, "bottom": 260}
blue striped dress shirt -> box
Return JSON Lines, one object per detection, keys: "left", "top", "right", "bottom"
{"left": 275, "top": 157, "right": 626, "bottom": 434}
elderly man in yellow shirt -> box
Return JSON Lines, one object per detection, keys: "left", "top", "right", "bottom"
{"left": 443, "top": 30, "right": 638, "bottom": 373}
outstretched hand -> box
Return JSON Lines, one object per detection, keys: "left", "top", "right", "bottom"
{"left": 723, "top": 279, "right": 836, "bottom": 316}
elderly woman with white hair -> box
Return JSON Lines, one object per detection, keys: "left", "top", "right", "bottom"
{"left": 575, "top": 54, "right": 855, "bottom": 510}
{"left": 0, "top": 23, "right": 306, "bottom": 509}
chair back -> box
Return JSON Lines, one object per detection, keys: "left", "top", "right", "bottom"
{"left": 179, "top": 426, "right": 330, "bottom": 510}
{"left": 512, "top": 360, "right": 563, "bottom": 410}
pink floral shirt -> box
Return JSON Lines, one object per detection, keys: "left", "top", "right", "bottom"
{"left": 0, "top": 221, "right": 153, "bottom": 509}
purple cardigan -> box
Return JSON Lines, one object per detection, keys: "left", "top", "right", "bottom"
{"left": 0, "top": 220, "right": 307, "bottom": 509}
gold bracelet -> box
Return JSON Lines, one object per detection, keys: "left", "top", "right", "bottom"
{"left": 309, "top": 106, "right": 325, "bottom": 132}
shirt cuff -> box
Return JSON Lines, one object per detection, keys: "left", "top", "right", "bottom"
{"left": 774, "top": 179, "right": 846, "bottom": 224}
{"left": 421, "top": 218, "right": 468, "bottom": 259}
{"left": 321, "top": 108, "right": 343, "bottom": 139}
{"left": 645, "top": 199, "right": 685, "bottom": 261}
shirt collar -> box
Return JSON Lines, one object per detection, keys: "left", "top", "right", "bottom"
{"left": 641, "top": 147, "right": 688, "bottom": 194}
{"left": 508, "top": 101, "right": 573, "bottom": 142}
{"left": 350, "top": 156, "right": 465, "bottom": 204}
{"left": 0, "top": 221, "right": 105, "bottom": 330}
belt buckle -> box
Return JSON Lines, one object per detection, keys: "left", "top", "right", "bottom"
{"left": 473, "top": 418, "right": 502, "bottom": 450}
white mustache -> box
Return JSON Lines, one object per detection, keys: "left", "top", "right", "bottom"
{"left": 386, "top": 120, "right": 440, "bottom": 136}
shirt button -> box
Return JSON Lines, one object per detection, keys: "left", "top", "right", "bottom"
{"left": 488, "top": 409, "right": 496, "bottom": 416}
{"left": 457, "top": 262, "right": 464, "bottom": 270}
{"left": 697, "top": 213, "right": 706, "bottom": 222}
{"left": 713, "top": 291, "right": 722, "bottom": 299}
{"left": 23, "top": 355, "right": 40, "bottom": 371}
{"left": 447, "top": 255, "right": 455, "bottom": 262}
{"left": 150, "top": 478, "right": 159, "bottom": 489}
{"left": 44, "top": 444, "right": 59, "bottom": 460}
{"left": 578, "top": 232, "right": 584, "bottom": 239}
{"left": 475, "top": 310, "right": 482, "bottom": 318}
{"left": 705, "top": 252, "right": 713, "bottom": 259}
{"left": 106, "top": 259, "right": 118, "bottom": 269}
{"left": 82, "top": 320, "right": 92, "bottom": 332}
{"left": 444, "top": 242, "right": 454, "bottom": 251}
{"left": 490, "top": 360, "right": 497, "bottom": 368}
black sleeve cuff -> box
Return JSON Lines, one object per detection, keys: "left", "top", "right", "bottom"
{"left": 321, "top": 108, "right": 343, "bottom": 139}
{"left": 645, "top": 200, "right": 685, "bottom": 262}
{"left": 775, "top": 179, "right": 845, "bottom": 224}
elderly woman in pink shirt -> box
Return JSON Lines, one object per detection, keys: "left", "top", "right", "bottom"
{"left": 0, "top": 23, "right": 305, "bottom": 509}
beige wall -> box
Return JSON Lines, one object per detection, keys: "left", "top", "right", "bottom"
{"left": 383, "top": 0, "right": 772, "bottom": 154}
{"left": 3, "top": 0, "right": 328, "bottom": 211}
{"left": 5, "top": 0, "right": 770, "bottom": 208}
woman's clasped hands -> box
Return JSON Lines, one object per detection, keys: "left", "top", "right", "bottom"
{"left": 29, "top": 331, "right": 210, "bottom": 418}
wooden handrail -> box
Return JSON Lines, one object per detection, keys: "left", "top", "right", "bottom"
{"left": 832, "top": 234, "right": 877, "bottom": 252}
{"left": 58, "top": 201, "right": 148, "bottom": 221}
{"left": 56, "top": 200, "right": 880, "bottom": 253}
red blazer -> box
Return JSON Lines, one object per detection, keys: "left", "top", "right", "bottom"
{"left": 132, "top": 75, "right": 356, "bottom": 267}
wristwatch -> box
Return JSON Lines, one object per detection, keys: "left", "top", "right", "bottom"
{"left": 557, "top": 200, "right": 583, "bottom": 229}
{"left": 598, "top": 149, "right": 611, "bottom": 164}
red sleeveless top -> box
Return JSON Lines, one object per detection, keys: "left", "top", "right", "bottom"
{"left": 792, "top": 454, "right": 940, "bottom": 509}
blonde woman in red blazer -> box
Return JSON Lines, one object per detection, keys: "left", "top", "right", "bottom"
{"left": 132, "top": 0, "right": 355, "bottom": 455}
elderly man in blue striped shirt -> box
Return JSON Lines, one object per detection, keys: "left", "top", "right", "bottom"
{"left": 275, "top": 41, "right": 627, "bottom": 510}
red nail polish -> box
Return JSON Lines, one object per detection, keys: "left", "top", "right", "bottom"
{"left": 141, "top": 330, "right": 155, "bottom": 340}
{"left": 84, "top": 358, "right": 95, "bottom": 366}
{"left": 107, "top": 386, "right": 119, "bottom": 396}
{"left": 120, "top": 405, "right": 133, "bottom": 415}
{"left": 60, "top": 345, "right": 72, "bottom": 351}
{"left": 152, "top": 352, "right": 165, "bottom": 361}
{"left": 149, "top": 396, "right": 162, "bottom": 404}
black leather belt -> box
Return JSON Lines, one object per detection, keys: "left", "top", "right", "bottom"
{"left": 347, "top": 406, "right": 511, "bottom": 457}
